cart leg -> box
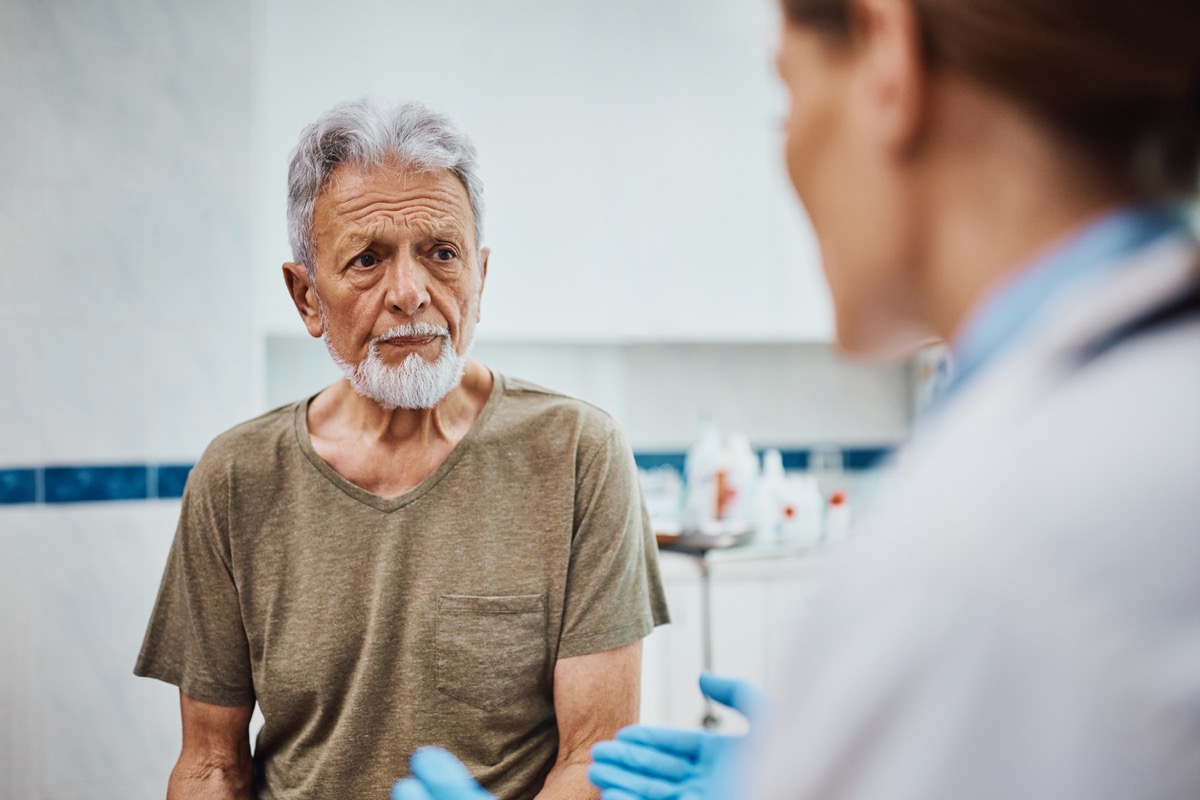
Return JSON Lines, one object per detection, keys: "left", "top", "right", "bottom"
{"left": 698, "top": 555, "right": 719, "bottom": 730}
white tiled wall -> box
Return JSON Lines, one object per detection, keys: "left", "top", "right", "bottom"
{"left": 0, "top": 0, "right": 257, "bottom": 464}
{"left": 0, "top": 2, "right": 255, "bottom": 798}
{"left": 0, "top": 505, "right": 183, "bottom": 799}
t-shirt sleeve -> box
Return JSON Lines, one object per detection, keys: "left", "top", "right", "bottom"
{"left": 133, "top": 446, "right": 255, "bottom": 706}
{"left": 557, "top": 423, "right": 670, "bottom": 659}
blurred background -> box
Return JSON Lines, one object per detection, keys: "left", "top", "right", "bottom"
{"left": 0, "top": 0, "right": 923, "bottom": 796}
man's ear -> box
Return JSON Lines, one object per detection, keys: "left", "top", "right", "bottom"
{"left": 476, "top": 247, "right": 490, "bottom": 323}
{"left": 854, "top": 0, "right": 927, "bottom": 154}
{"left": 282, "top": 262, "right": 324, "bottom": 338}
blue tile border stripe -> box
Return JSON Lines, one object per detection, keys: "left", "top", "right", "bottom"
{"left": 44, "top": 465, "right": 149, "bottom": 504}
{"left": 0, "top": 464, "right": 194, "bottom": 506}
{"left": 0, "top": 469, "right": 38, "bottom": 504}
{"left": 0, "top": 447, "right": 891, "bottom": 506}
{"left": 635, "top": 446, "right": 894, "bottom": 475}
{"left": 156, "top": 465, "right": 193, "bottom": 500}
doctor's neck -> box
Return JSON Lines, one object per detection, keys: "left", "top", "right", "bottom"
{"left": 907, "top": 78, "right": 1136, "bottom": 345}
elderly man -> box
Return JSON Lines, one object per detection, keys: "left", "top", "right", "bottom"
{"left": 135, "top": 98, "right": 669, "bottom": 800}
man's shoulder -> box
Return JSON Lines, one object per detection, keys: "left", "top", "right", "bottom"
{"left": 193, "top": 400, "right": 302, "bottom": 478}
{"left": 495, "top": 373, "right": 621, "bottom": 440}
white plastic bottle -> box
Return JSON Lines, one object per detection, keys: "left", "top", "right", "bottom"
{"left": 752, "top": 448, "right": 787, "bottom": 541}
{"left": 778, "top": 473, "right": 824, "bottom": 547}
{"left": 823, "top": 490, "right": 853, "bottom": 545}
{"left": 720, "top": 433, "right": 760, "bottom": 528}
{"left": 683, "top": 417, "right": 723, "bottom": 531}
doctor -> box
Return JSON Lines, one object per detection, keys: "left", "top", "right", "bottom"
{"left": 397, "top": 0, "right": 1200, "bottom": 798}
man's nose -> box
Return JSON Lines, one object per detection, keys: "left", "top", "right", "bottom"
{"left": 384, "top": 256, "right": 431, "bottom": 317}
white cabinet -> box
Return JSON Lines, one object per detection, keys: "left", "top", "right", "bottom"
{"left": 253, "top": 0, "right": 833, "bottom": 343}
{"left": 641, "top": 547, "right": 832, "bottom": 730}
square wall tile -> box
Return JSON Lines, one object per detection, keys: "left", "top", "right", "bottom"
{"left": 0, "top": 0, "right": 253, "bottom": 330}
{"left": 10, "top": 322, "right": 154, "bottom": 464}
{"left": 0, "top": 504, "right": 182, "bottom": 797}
{"left": 143, "top": 323, "right": 259, "bottom": 460}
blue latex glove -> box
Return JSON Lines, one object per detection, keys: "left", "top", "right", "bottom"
{"left": 391, "top": 747, "right": 496, "bottom": 800}
{"left": 588, "top": 674, "right": 769, "bottom": 800}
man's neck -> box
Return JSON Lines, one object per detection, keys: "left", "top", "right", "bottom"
{"left": 304, "top": 360, "right": 494, "bottom": 498}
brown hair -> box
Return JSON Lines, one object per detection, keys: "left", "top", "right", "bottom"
{"left": 782, "top": 0, "right": 1200, "bottom": 198}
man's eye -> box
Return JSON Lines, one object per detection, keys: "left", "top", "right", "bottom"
{"left": 351, "top": 253, "right": 377, "bottom": 269}
{"left": 433, "top": 248, "right": 457, "bottom": 262}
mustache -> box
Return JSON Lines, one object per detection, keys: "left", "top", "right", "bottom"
{"left": 374, "top": 322, "right": 451, "bottom": 346}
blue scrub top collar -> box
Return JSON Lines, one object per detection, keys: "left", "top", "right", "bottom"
{"left": 939, "top": 204, "right": 1192, "bottom": 404}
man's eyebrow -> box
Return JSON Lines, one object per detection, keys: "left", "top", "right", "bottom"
{"left": 411, "top": 218, "right": 468, "bottom": 242}
{"left": 331, "top": 223, "right": 387, "bottom": 257}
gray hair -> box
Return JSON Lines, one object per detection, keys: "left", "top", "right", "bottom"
{"left": 286, "top": 98, "right": 485, "bottom": 272}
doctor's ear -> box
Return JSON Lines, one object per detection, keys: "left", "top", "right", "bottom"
{"left": 282, "top": 262, "right": 324, "bottom": 338}
{"left": 853, "top": 0, "right": 927, "bottom": 153}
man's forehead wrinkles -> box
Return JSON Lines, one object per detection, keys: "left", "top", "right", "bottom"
{"left": 334, "top": 205, "right": 468, "bottom": 235}
{"left": 311, "top": 166, "right": 476, "bottom": 259}
{"left": 328, "top": 211, "right": 467, "bottom": 254}
{"left": 330, "top": 192, "right": 468, "bottom": 225}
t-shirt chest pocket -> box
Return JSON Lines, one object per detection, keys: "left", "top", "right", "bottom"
{"left": 436, "top": 594, "right": 549, "bottom": 711}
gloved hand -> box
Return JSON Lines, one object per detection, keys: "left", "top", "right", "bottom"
{"left": 391, "top": 747, "right": 496, "bottom": 800}
{"left": 588, "top": 674, "right": 769, "bottom": 800}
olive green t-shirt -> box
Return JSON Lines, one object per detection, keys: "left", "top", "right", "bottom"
{"left": 134, "top": 373, "right": 669, "bottom": 800}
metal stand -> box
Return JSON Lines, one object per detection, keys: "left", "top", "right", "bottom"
{"left": 663, "top": 536, "right": 746, "bottom": 730}
{"left": 697, "top": 555, "right": 719, "bottom": 730}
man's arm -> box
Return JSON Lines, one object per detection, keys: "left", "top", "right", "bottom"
{"left": 536, "top": 640, "right": 643, "bottom": 800}
{"left": 390, "top": 642, "right": 644, "bottom": 800}
{"left": 167, "top": 691, "right": 254, "bottom": 800}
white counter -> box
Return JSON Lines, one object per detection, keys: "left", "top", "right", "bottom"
{"left": 641, "top": 543, "right": 837, "bottom": 731}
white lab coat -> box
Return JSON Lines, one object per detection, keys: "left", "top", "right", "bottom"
{"left": 750, "top": 234, "right": 1200, "bottom": 800}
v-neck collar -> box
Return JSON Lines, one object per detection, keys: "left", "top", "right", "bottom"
{"left": 292, "top": 371, "right": 505, "bottom": 513}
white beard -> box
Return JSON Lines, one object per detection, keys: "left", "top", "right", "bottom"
{"left": 324, "top": 321, "right": 470, "bottom": 410}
